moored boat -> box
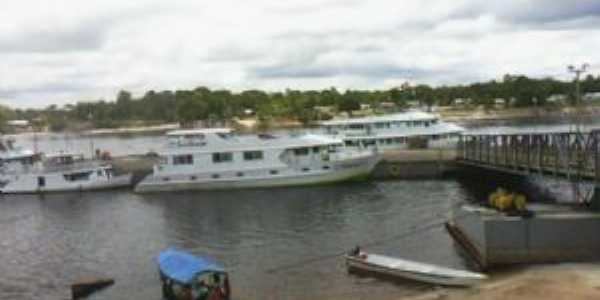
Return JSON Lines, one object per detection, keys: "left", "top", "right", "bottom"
{"left": 1, "top": 152, "right": 132, "bottom": 194}
{"left": 345, "top": 248, "right": 487, "bottom": 286}
{"left": 320, "top": 110, "right": 464, "bottom": 152}
{"left": 135, "top": 128, "right": 380, "bottom": 192}
{"left": 157, "top": 248, "right": 231, "bottom": 300}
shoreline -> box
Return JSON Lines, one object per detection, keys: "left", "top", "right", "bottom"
{"left": 400, "top": 262, "right": 600, "bottom": 300}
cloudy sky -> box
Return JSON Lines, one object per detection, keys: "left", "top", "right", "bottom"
{"left": 1, "top": 0, "right": 599, "bottom": 108}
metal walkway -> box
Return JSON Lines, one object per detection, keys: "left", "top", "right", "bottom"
{"left": 457, "top": 131, "right": 600, "bottom": 202}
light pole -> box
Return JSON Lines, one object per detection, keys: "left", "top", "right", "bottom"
{"left": 568, "top": 63, "right": 589, "bottom": 133}
{"left": 567, "top": 63, "right": 589, "bottom": 205}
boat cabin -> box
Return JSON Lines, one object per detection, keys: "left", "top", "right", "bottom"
{"left": 157, "top": 249, "right": 230, "bottom": 300}
{"left": 167, "top": 128, "right": 234, "bottom": 148}
{"left": 44, "top": 152, "right": 85, "bottom": 166}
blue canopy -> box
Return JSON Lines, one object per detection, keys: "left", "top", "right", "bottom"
{"left": 157, "top": 248, "right": 225, "bottom": 285}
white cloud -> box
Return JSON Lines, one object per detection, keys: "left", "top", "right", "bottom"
{"left": 0, "top": 0, "right": 599, "bottom": 108}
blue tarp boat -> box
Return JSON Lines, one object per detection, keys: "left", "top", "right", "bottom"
{"left": 156, "top": 248, "right": 230, "bottom": 300}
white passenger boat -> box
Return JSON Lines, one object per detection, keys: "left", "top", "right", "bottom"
{"left": 320, "top": 111, "right": 464, "bottom": 152}
{"left": 1, "top": 152, "right": 133, "bottom": 194}
{"left": 0, "top": 137, "right": 40, "bottom": 183}
{"left": 345, "top": 249, "right": 487, "bottom": 286}
{"left": 135, "top": 128, "right": 380, "bottom": 192}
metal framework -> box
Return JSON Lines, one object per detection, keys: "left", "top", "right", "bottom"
{"left": 458, "top": 131, "right": 600, "bottom": 204}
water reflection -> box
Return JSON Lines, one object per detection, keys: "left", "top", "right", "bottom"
{"left": 0, "top": 180, "right": 474, "bottom": 300}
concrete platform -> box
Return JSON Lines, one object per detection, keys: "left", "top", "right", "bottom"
{"left": 447, "top": 204, "right": 600, "bottom": 270}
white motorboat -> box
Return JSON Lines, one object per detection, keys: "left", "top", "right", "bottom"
{"left": 1, "top": 152, "right": 133, "bottom": 194}
{"left": 345, "top": 250, "right": 487, "bottom": 286}
{"left": 320, "top": 110, "right": 464, "bottom": 152}
{"left": 135, "top": 128, "right": 380, "bottom": 192}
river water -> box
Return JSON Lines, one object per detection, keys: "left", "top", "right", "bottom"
{"left": 2, "top": 118, "right": 600, "bottom": 300}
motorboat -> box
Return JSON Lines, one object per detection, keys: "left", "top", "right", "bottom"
{"left": 1, "top": 152, "right": 132, "bottom": 194}
{"left": 135, "top": 128, "right": 380, "bottom": 192}
{"left": 319, "top": 110, "right": 464, "bottom": 151}
{"left": 157, "top": 248, "right": 231, "bottom": 300}
{"left": 345, "top": 248, "right": 487, "bottom": 286}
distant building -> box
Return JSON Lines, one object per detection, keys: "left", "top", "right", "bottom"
{"left": 377, "top": 101, "right": 397, "bottom": 113}
{"left": 583, "top": 92, "right": 600, "bottom": 102}
{"left": 494, "top": 98, "right": 506, "bottom": 108}
{"left": 359, "top": 103, "right": 371, "bottom": 110}
{"left": 5, "top": 120, "right": 33, "bottom": 133}
{"left": 452, "top": 98, "right": 471, "bottom": 107}
{"left": 546, "top": 94, "right": 567, "bottom": 103}
{"left": 314, "top": 105, "right": 336, "bottom": 114}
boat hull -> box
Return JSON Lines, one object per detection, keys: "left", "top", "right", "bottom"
{"left": 345, "top": 254, "right": 486, "bottom": 287}
{"left": 1, "top": 174, "right": 133, "bottom": 194}
{"left": 135, "top": 154, "right": 379, "bottom": 193}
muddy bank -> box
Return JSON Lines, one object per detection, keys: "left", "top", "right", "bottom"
{"left": 403, "top": 263, "right": 600, "bottom": 300}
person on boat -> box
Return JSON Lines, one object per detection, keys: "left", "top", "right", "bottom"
{"left": 207, "top": 274, "right": 225, "bottom": 300}
{"left": 349, "top": 246, "right": 367, "bottom": 259}
{"left": 194, "top": 280, "right": 210, "bottom": 300}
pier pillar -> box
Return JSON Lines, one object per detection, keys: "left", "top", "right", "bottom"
{"left": 589, "top": 186, "right": 600, "bottom": 211}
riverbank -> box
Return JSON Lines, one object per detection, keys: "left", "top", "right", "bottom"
{"left": 438, "top": 105, "right": 600, "bottom": 125}
{"left": 403, "top": 263, "right": 600, "bottom": 300}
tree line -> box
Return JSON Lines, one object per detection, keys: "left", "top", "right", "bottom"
{"left": 2, "top": 73, "right": 600, "bottom": 132}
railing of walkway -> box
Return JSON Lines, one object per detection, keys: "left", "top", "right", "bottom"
{"left": 457, "top": 131, "right": 600, "bottom": 185}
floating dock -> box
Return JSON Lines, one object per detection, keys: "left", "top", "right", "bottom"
{"left": 447, "top": 204, "right": 600, "bottom": 270}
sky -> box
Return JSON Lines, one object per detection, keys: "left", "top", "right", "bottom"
{"left": 0, "top": 0, "right": 599, "bottom": 108}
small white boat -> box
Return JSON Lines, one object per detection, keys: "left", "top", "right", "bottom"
{"left": 1, "top": 152, "right": 133, "bottom": 194}
{"left": 345, "top": 250, "right": 487, "bottom": 286}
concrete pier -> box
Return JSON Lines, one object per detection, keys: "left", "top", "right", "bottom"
{"left": 448, "top": 204, "right": 600, "bottom": 270}
{"left": 374, "top": 149, "right": 458, "bottom": 179}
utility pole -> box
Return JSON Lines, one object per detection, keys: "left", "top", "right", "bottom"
{"left": 567, "top": 63, "right": 590, "bottom": 204}
{"left": 568, "top": 63, "right": 590, "bottom": 130}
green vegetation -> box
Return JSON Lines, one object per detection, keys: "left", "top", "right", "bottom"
{"left": 4, "top": 74, "right": 600, "bottom": 132}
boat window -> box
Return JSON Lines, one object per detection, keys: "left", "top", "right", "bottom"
{"left": 212, "top": 174, "right": 220, "bottom": 179}
{"left": 212, "top": 152, "right": 233, "bottom": 163}
{"left": 236, "top": 172, "right": 244, "bottom": 177}
{"left": 322, "top": 165, "right": 330, "bottom": 170}
{"left": 362, "top": 140, "right": 376, "bottom": 147}
{"left": 269, "top": 170, "right": 279, "bottom": 175}
{"left": 173, "top": 154, "right": 194, "bottom": 165}
{"left": 302, "top": 167, "right": 310, "bottom": 172}
{"left": 312, "top": 147, "right": 320, "bottom": 154}
{"left": 63, "top": 171, "right": 93, "bottom": 181}
{"left": 348, "top": 124, "right": 364, "bottom": 130}
{"left": 190, "top": 176, "right": 197, "bottom": 181}
{"left": 163, "top": 177, "right": 170, "bottom": 181}
{"left": 37, "top": 176, "right": 45, "bottom": 187}
{"left": 258, "top": 133, "right": 276, "bottom": 139}
{"left": 159, "top": 156, "right": 168, "bottom": 165}
{"left": 243, "top": 151, "right": 263, "bottom": 161}
{"left": 97, "top": 170, "right": 104, "bottom": 177}
{"left": 293, "top": 148, "right": 309, "bottom": 156}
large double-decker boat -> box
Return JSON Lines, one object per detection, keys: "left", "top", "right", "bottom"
{"left": 319, "top": 111, "right": 464, "bottom": 151}
{"left": 134, "top": 128, "right": 379, "bottom": 192}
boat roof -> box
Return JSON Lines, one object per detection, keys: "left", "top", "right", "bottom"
{"left": 162, "top": 133, "right": 344, "bottom": 155}
{"left": 167, "top": 128, "right": 233, "bottom": 136}
{"left": 321, "top": 111, "right": 438, "bottom": 126}
{"left": 157, "top": 249, "right": 225, "bottom": 285}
